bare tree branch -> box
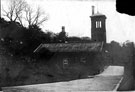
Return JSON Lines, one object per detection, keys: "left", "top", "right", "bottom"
{"left": 3, "top": 0, "right": 47, "bottom": 27}
{"left": 18, "top": 14, "right": 23, "bottom": 26}
{"left": 24, "top": 5, "right": 33, "bottom": 25}
{"left": 3, "top": 0, "right": 27, "bottom": 23}
{"left": 24, "top": 6, "right": 48, "bottom": 26}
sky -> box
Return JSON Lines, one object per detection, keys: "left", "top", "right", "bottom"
{"left": 1, "top": 0, "right": 135, "bottom": 43}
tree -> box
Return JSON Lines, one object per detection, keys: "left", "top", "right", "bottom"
{"left": 3, "top": 0, "right": 47, "bottom": 27}
{"left": 3, "top": 0, "right": 27, "bottom": 22}
{"left": 56, "top": 27, "right": 68, "bottom": 43}
{"left": 24, "top": 6, "right": 48, "bottom": 26}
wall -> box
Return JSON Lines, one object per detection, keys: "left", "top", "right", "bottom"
{"left": 48, "top": 51, "right": 107, "bottom": 79}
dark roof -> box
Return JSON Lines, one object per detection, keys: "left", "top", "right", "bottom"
{"left": 34, "top": 42, "right": 104, "bottom": 53}
{"left": 90, "top": 12, "right": 106, "bottom": 18}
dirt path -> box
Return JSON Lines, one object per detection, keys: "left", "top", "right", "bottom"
{"left": 2, "top": 66, "right": 124, "bottom": 92}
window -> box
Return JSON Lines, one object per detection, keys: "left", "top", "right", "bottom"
{"left": 99, "top": 21, "right": 102, "bottom": 28}
{"left": 63, "top": 58, "right": 68, "bottom": 64}
{"left": 63, "top": 58, "right": 69, "bottom": 68}
{"left": 96, "top": 21, "right": 102, "bottom": 28}
{"left": 80, "top": 57, "right": 86, "bottom": 63}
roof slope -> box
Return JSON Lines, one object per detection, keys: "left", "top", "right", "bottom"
{"left": 34, "top": 42, "right": 103, "bottom": 52}
{"left": 90, "top": 12, "right": 106, "bottom": 18}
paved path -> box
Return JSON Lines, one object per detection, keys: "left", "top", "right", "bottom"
{"left": 2, "top": 66, "right": 124, "bottom": 92}
{"left": 97, "top": 66, "right": 124, "bottom": 76}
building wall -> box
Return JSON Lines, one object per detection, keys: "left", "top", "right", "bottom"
{"left": 48, "top": 51, "right": 106, "bottom": 77}
{"left": 50, "top": 52, "right": 95, "bottom": 66}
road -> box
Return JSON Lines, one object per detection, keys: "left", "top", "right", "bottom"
{"left": 2, "top": 66, "right": 124, "bottom": 92}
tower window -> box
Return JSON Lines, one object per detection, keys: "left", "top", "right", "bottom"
{"left": 96, "top": 21, "right": 102, "bottom": 28}
{"left": 99, "top": 21, "right": 102, "bottom": 28}
{"left": 96, "top": 21, "right": 98, "bottom": 28}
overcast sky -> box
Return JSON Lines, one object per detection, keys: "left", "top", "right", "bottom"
{"left": 2, "top": 0, "right": 135, "bottom": 43}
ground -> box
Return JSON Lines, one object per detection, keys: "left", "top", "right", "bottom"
{"left": 2, "top": 66, "right": 124, "bottom": 92}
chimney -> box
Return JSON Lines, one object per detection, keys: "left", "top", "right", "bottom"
{"left": 0, "top": 0, "right": 1, "bottom": 18}
{"left": 62, "top": 26, "right": 65, "bottom": 32}
{"left": 92, "top": 6, "right": 95, "bottom": 15}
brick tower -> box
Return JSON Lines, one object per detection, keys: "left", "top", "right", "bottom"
{"left": 90, "top": 6, "right": 107, "bottom": 43}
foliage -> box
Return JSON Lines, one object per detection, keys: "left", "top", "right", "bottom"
{"left": 67, "top": 36, "right": 92, "bottom": 43}
{"left": 0, "top": 17, "right": 91, "bottom": 58}
{"left": 56, "top": 29, "right": 68, "bottom": 43}
{"left": 106, "top": 40, "right": 134, "bottom": 65}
